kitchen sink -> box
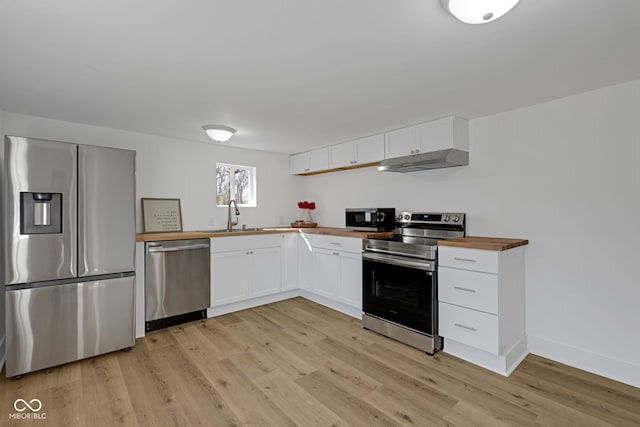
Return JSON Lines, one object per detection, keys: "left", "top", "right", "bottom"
{"left": 199, "top": 228, "right": 264, "bottom": 233}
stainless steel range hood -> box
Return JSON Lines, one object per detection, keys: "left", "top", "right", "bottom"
{"left": 377, "top": 148, "right": 468, "bottom": 172}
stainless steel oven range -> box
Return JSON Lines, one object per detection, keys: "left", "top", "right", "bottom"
{"left": 362, "top": 211, "right": 465, "bottom": 354}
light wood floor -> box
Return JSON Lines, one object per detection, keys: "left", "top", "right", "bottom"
{"left": 1, "top": 297, "right": 639, "bottom": 426}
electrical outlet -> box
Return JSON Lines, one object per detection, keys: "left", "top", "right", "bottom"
{"left": 278, "top": 215, "right": 284, "bottom": 225}
{"left": 208, "top": 216, "right": 215, "bottom": 226}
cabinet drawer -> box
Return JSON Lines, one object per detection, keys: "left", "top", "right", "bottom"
{"left": 438, "top": 267, "right": 498, "bottom": 314}
{"left": 439, "top": 302, "right": 498, "bottom": 354}
{"left": 211, "top": 234, "right": 281, "bottom": 253}
{"left": 438, "top": 246, "right": 498, "bottom": 274}
{"left": 311, "top": 234, "right": 362, "bottom": 253}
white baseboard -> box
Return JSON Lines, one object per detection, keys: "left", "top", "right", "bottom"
{"left": 443, "top": 335, "right": 528, "bottom": 377}
{"left": 528, "top": 334, "right": 640, "bottom": 388}
{"left": 207, "top": 290, "right": 300, "bottom": 317}
{"left": 297, "top": 290, "right": 362, "bottom": 319}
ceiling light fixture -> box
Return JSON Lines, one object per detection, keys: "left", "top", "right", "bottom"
{"left": 440, "top": 0, "right": 520, "bottom": 24}
{"left": 202, "top": 124, "right": 236, "bottom": 142}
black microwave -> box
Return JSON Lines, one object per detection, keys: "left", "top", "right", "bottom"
{"left": 345, "top": 208, "right": 395, "bottom": 232}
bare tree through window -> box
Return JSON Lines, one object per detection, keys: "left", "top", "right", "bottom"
{"left": 216, "top": 164, "right": 231, "bottom": 205}
{"left": 216, "top": 163, "right": 256, "bottom": 207}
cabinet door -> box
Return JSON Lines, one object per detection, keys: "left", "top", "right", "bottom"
{"left": 355, "top": 134, "right": 385, "bottom": 165}
{"left": 281, "top": 234, "right": 298, "bottom": 291}
{"left": 418, "top": 117, "right": 453, "bottom": 153}
{"left": 438, "top": 246, "right": 498, "bottom": 274}
{"left": 289, "top": 152, "right": 310, "bottom": 175}
{"left": 312, "top": 248, "right": 340, "bottom": 299}
{"left": 298, "top": 233, "right": 313, "bottom": 290}
{"left": 384, "top": 125, "right": 418, "bottom": 158}
{"left": 439, "top": 302, "right": 499, "bottom": 354}
{"left": 438, "top": 266, "right": 498, "bottom": 314}
{"left": 418, "top": 116, "right": 469, "bottom": 153}
{"left": 337, "top": 251, "right": 362, "bottom": 309}
{"left": 308, "top": 147, "right": 329, "bottom": 172}
{"left": 251, "top": 247, "right": 281, "bottom": 297}
{"left": 329, "top": 141, "right": 357, "bottom": 169}
{"left": 211, "top": 251, "right": 250, "bottom": 306}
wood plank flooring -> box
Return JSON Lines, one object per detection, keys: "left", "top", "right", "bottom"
{"left": 1, "top": 297, "right": 639, "bottom": 426}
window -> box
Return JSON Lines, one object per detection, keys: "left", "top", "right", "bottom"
{"left": 216, "top": 163, "right": 256, "bottom": 207}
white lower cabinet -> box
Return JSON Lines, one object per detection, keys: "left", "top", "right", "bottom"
{"left": 297, "top": 233, "right": 313, "bottom": 290}
{"left": 438, "top": 245, "right": 527, "bottom": 376}
{"left": 208, "top": 232, "right": 362, "bottom": 319}
{"left": 211, "top": 250, "right": 251, "bottom": 305}
{"left": 281, "top": 233, "right": 298, "bottom": 291}
{"left": 336, "top": 251, "right": 362, "bottom": 308}
{"left": 312, "top": 248, "right": 340, "bottom": 298}
{"left": 309, "top": 235, "right": 362, "bottom": 317}
{"left": 211, "top": 235, "right": 281, "bottom": 307}
{"left": 250, "top": 247, "right": 282, "bottom": 297}
{"left": 439, "top": 302, "right": 499, "bottom": 354}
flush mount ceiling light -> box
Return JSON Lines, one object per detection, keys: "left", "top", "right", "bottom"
{"left": 441, "top": 0, "right": 520, "bottom": 24}
{"left": 202, "top": 124, "right": 236, "bottom": 142}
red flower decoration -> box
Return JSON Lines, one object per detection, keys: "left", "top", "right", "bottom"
{"left": 298, "top": 201, "right": 316, "bottom": 210}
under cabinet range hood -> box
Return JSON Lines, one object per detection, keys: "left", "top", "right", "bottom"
{"left": 377, "top": 148, "right": 469, "bottom": 172}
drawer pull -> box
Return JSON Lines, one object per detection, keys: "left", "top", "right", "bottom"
{"left": 453, "top": 286, "right": 476, "bottom": 293}
{"left": 454, "top": 257, "right": 477, "bottom": 263}
{"left": 330, "top": 242, "right": 342, "bottom": 246}
{"left": 454, "top": 323, "right": 477, "bottom": 332}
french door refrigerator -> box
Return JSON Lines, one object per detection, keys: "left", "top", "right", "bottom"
{"left": 4, "top": 135, "right": 136, "bottom": 377}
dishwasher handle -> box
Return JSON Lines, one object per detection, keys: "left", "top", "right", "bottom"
{"left": 147, "top": 243, "right": 210, "bottom": 253}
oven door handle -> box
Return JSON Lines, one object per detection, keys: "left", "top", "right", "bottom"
{"left": 363, "top": 246, "right": 428, "bottom": 258}
{"left": 363, "top": 252, "right": 434, "bottom": 271}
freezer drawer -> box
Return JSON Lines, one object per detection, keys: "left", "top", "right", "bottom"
{"left": 5, "top": 277, "right": 135, "bottom": 377}
{"left": 145, "top": 239, "right": 210, "bottom": 325}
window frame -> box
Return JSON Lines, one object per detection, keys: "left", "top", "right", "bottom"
{"left": 216, "top": 162, "right": 257, "bottom": 208}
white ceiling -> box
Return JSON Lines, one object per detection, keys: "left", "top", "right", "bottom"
{"left": 1, "top": 0, "right": 639, "bottom": 154}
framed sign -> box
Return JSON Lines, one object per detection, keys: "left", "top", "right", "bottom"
{"left": 141, "top": 198, "right": 183, "bottom": 232}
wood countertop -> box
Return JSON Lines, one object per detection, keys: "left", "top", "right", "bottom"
{"left": 438, "top": 236, "right": 529, "bottom": 251}
{"left": 301, "top": 227, "right": 394, "bottom": 239}
{"left": 136, "top": 227, "right": 393, "bottom": 242}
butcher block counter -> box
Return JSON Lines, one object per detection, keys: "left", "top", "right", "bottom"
{"left": 438, "top": 236, "right": 528, "bottom": 251}
{"left": 136, "top": 226, "right": 393, "bottom": 242}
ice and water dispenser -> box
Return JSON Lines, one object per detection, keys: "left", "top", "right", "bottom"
{"left": 20, "top": 192, "right": 63, "bottom": 234}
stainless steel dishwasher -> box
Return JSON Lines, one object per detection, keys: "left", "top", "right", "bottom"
{"left": 145, "top": 238, "right": 210, "bottom": 332}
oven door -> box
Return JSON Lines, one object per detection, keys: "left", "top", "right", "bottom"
{"left": 363, "top": 252, "right": 436, "bottom": 336}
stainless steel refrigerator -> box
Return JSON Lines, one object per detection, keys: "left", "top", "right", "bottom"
{"left": 3, "top": 135, "right": 136, "bottom": 377}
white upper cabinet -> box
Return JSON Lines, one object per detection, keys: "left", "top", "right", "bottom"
{"left": 290, "top": 116, "right": 468, "bottom": 175}
{"left": 418, "top": 116, "right": 468, "bottom": 153}
{"left": 329, "top": 134, "right": 385, "bottom": 169}
{"left": 289, "top": 147, "right": 329, "bottom": 175}
{"left": 385, "top": 116, "right": 468, "bottom": 159}
{"left": 384, "top": 126, "right": 419, "bottom": 159}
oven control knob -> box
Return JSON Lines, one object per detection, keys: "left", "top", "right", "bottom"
{"left": 404, "top": 214, "right": 410, "bottom": 220}
{"left": 453, "top": 216, "right": 460, "bottom": 222}
{"left": 443, "top": 215, "right": 450, "bottom": 222}
{"left": 396, "top": 214, "right": 403, "bottom": 221}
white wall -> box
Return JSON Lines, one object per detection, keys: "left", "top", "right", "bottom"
{"left": 2, "top": 113, "right": 305, "bottom": 232}
{"left": 302, "top": 79, "right": 640, "bottom": 388}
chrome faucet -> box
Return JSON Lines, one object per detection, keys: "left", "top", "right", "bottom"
{"left": 227, "top": 199, "right": 240, "bottom": 231}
